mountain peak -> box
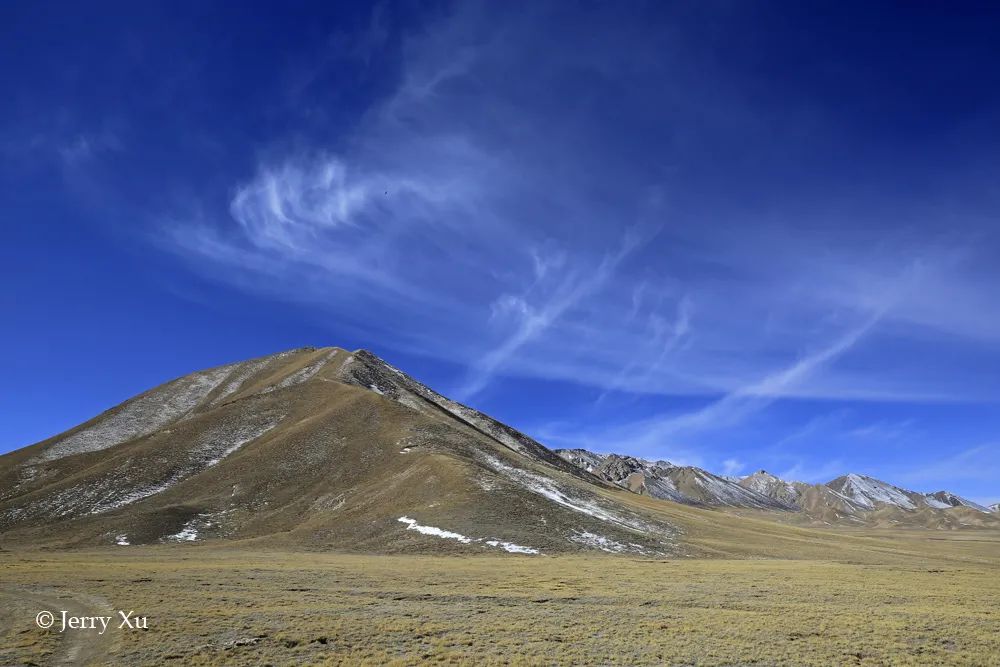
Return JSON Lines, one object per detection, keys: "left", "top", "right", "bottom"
{"left": 3, "top": 347, "right": 677, "bottom": 553}
{"left": 925, "top": 490, "right": 991, "bottom": 513}
{"left": 827, "top": 473, "right": 918, "bottom": 510}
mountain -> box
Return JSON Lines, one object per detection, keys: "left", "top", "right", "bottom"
{"left": 558, "top": 453, "right": 790, "bottom": 510}
{"left": 0, "top": 347, "right": 679, "bottom": 555}
{"left": 553, "top": 448, "right": 607, "bottom": 474}
{"left": 924, "top": 490, "right": 991, "bottom": 513}
{"left": 3, "top": 348, "right": 994, "bottom": 551}
{"left": 825, "top": 473, "right": 925, "bottom": 510}
{"left": 824, "top": 474, "right": 992, "bottom": 514}
{"left": 557, "top": 450, "right": 995, "bottom": 524}
{"left": 991, "top": 503, "right": 1000, "bottom": 513}
{"left": 738, "top": 470, "right": 803, "bottom": 507}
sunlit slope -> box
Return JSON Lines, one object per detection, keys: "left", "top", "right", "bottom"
{"left": 0, "top": 348, "right": 677, "bottom": 554}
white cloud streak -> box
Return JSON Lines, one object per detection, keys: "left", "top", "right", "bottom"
{"left": 162, "top": 4, "right": 1000, "bottom": 414}
{"left": 455, "top": 229, "right": 651, "bottom": 399}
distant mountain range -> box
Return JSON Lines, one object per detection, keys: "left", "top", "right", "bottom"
{"left": 555, "top": 450, "right": 995, "bottom": 524}
{"left": 1, "top": 347, "right": 995, "bottom": 553}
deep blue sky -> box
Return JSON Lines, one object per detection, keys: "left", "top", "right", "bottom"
{"left": 3, "top": 2, "right": 999, "bottom": 503}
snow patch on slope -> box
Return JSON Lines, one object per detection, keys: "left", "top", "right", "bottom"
{"left": 924, "top": 491, "right": 990, "bottom": 512}
{"left": 398, "top": 517, "right": 541, "bottom": 554}
{"left": 90, "top": 416, "right": 283, "bottom": 515}
{"left": 569, "top": 531, "right": 652, "bottom": 555}
{"left": 480, "top": 454, "right": 663, "bottom": 536}
{"left": 210, "top": 350, "right": 296, "bottom": 405}
{"left": 164, "top": 513, "right": 220, "bottom": 542}
{"left": 5, "top": 415, "right": 284, "bottom": 522}
{"left": 35, "top": 365, "right": 234, "bottom": 462}
{"left": 398, "top": 516, "right": 472, "bottom": 543}
{"left": 168, "top": 522, "right": 200, "bottom": 542}
{"left": 834, "top": 473, "right": 917, "bottom": 510}
{"left": 485, "top": 540, "right": 539, "bottom": 554}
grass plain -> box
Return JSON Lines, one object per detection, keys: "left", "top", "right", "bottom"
{"left": 2, "top": 519, "right": 999, "bottom": 667}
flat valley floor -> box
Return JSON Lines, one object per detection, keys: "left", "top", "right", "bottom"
{"left": 2, "top": 527, "right": 1000, "bottom": 666}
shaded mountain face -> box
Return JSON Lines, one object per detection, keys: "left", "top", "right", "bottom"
{"left": 0, "top": 348, "right": 679, "bottom": 555}
{"left": 557, "top": 450, "right": 995, "bottom": 524}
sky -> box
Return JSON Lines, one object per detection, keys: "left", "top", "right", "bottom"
{"left": 2, "top": 2, "right": 999, "bottom": 505}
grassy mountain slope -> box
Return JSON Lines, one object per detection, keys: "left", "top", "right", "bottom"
{"left": 0, "top": 347, "right": 678, "bottom": 554}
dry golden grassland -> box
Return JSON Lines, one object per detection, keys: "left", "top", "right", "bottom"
{"left": 2, "top": 527, "right": 999, "bottom": 667}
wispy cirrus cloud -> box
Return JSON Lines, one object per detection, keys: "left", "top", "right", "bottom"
{"left": 456, "top": 228, "right": 653, "bottom": 400}
{"left": 540, "top": 304, "right": 891, "bottom": 459}
{"left": 166, "top": 3, "right": 684, "bottom": 397}
{"left": 164, "top": 2, "right": 1000, "bottom": 418}
{"left": 892, "top": 445, "right": 1000, "bottom": 486}
{"left": 777, "top": 459, "right": 847, "bottom": 485}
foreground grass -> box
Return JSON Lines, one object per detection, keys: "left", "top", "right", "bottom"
{"left": 2, "top": 537, "right": 999, "bottom": 666}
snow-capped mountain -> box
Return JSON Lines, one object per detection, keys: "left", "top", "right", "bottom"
{"left": 556, "top": 450, "right": 994, "bottom": 520}
{"left": 991, "top": 503, "right": 1000, "bottom": 513}
{"left": 554, "top": 452, "right": 790, "bottom": 510}
{"left": 826, "top": 473, "right": 922, "bottom": 510}
{"left": 738, "top": 470, "right": 803, "bottom": 507}
{"left": 823, "top": 475, "right": 990, "bottom": 513}
{"left": 923, "top": 491, "right": 991, "bottom": 513}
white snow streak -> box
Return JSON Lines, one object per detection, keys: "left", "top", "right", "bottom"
{"left": 167, "top": 520, "right": 201, "bottom": 542}
{"left": 210, "top": 351, "right": 295, "bottom": 405}
{"left": 263, "top": 349, "right": 338, "bottom": 393}
{"left": 35, "top": 366, "right": 233, "bottom": 462}
{"left": 485, "top": 540, "right": 539, "bottom": 554}
{"left": 398, "top": 516, "right": 472, "bottom": 543}
{"left": 481, "top": 455, "right": 655, "bottom": 533}
{"left": 87, "top": 417, "right": 283, "bottom": 515}
{"left": 838, "top": 474, "right": 916, "bottom": 510}
{"left": 397, "top": 517, "right": 540, "bottom": 554}
{"left": 569, "top": 531, "right": 650, "bottom": 554}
